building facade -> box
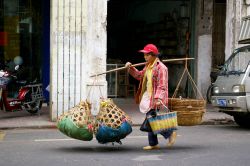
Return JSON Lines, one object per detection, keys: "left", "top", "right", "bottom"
{"left": 1, "top": 0, "right": 247, "bottom": 121}
{"left": 50, "top": 0, "right": 107, "bottom": 121}
{"left": 49, "top": 0, "right": 216, "bottom": 121}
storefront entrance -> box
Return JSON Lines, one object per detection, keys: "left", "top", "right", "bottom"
{"left": 0, "top": 0, "right": 50, "bottom": 101}
{"left": 107, "top": 0, "right": 194, "bottom": 98}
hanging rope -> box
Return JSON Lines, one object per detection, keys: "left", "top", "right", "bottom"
{"left": 172, "top": 31, "right": 204, "bottom": 100}
{"left": 172, "top": 68, "right": 204, "bottom": 100}
{"left": 87, "top": 75, "right": 104, "bottom": 100}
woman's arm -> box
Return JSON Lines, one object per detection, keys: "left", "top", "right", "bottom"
{"left": 125, "top": 62, "right": 145, "bottom": 81}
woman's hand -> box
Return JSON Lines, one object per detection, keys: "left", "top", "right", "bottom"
{"left": 125, "top": 62, "right": 132, "bottom": 68}
{"left": 155, "top": 99, "right": 162, "bottom": 108}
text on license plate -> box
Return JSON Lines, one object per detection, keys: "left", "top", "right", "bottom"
{"left": 217, "top": 99, "right": 227, "bottom": 106}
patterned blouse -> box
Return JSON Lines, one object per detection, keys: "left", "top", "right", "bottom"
{"left": 128, "top": 59, "right": 168, "bottom": 108}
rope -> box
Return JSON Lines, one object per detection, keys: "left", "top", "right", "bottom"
{"left": 171, "top": 31, "right": 204, "bottom": 101}
{"left": 172, "top": 64, "right": 204, "bottom": 100}
{"left": 87, "top": 75, "right": 104, "bottom": 99}
{"left": 172, "top": 68, "right": 187, "bottom": 98}
{"left": 186, "top": 69, "right": 204, "bottom": 100}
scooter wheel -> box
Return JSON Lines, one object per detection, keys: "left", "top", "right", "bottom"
{"left": 26, "top": 100, "right": 42, "bottom": 114}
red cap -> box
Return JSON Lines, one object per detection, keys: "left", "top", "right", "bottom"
{"left": 138, "top": 44, "right": 159, "bottom": 55}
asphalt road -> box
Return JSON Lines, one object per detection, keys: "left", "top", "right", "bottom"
{"left": 0, "top": 125, "right": 250, "bottom": 166}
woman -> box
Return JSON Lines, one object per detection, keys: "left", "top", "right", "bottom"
{"left": 125, "top": 44, "right": 177, "bottom": 150}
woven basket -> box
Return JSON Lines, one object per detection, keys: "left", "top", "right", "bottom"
{"left": 172, "top": 106, "right": 205, "bottom": 112}
{"left": 95, "top": 98, "right": 133, "bottom": 144}
{"left": 177, "top": 110, "right": 204, "bottom": 126}
{"left": 57, "top": 100, "right": 94, "bottom": 141}
{"left": 57, "top": 100, "right": 94, "bottom": 128}
{"left": 169, "top": 98, "right": 206, "bottom": 108}
{"left": 95, "top": 98, "right": 132, "bottom": 131}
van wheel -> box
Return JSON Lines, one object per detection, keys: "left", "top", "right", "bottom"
{"left": 233, "top": 115, "right": 250, "bottom": 128}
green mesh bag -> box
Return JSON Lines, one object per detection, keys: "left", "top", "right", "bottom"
{"left": 57, "top": 116, "right": 93, "bottom": 141}
{"left": 57, "top": 100, "right": 94, "bottom": 141}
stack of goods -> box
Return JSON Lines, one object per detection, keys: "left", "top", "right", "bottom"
{"left": 169, "top": 98, "right": 206, "bottom": 126}
{"left": 94, "top": 98, "right": 133, "bottom": 144}
{"left": 57, "top": 100, "right": 94, "bottom": 141}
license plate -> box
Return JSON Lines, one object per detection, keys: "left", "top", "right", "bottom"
{"left": 217, "top": 99, "right": 227, "bottom": 107}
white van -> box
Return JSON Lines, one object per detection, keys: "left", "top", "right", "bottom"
{"left": 211, "top": 45, "right": 250, "bottom": 127}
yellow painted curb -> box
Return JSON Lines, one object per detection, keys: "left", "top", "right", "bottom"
{"left": 0, "top": 131, "right": 5, "bottom": 141}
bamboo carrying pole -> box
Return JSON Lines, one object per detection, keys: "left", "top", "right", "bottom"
{"left": 90, "top": 57, "right": 194, "bottom": 77}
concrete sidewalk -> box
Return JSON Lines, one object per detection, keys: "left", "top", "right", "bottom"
{"left": 0, "top": 98, "right": 235, "bottom": 130}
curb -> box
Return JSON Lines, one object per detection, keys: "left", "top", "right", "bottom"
{"left": 0, "top": 119, "right": 235, "bottom": 130}
{"left": 0, "top": 125, "right": 57, "bottom": 130}
{"left": 132, "top": 120, "right": 235, "bottom": 127}
{"left": 201, "top": 119, "right": 235, "bottom": 125}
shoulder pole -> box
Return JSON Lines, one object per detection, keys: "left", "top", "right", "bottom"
{"left": 90, "top": 57, "right": 194, "bottom": 77}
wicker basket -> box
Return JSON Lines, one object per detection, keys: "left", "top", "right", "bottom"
{"left": 172, "top": 106, "right": 205, "bottom": 112}
{"left": 169, "top": 98, "right": 206, "bottom": 109}
{"left": 95, "top": 98, "right": 132, "bottom": 131}
{"left": 177, "top": 110, "right": 204, "bottom": 126}
{"left": 57, "top": 100, "right": 94, "bottom": 128}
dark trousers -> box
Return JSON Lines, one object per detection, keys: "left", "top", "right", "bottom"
{"left": 148, "top": 129, "right": 173, "bottom": 146}
{"left": 146, "top": 109, "right": 174, "bottom": 146}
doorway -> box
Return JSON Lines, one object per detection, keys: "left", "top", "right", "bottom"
{"left": 0, "top": 0, "right": 50, "bottom": 101}
{"left": 107, "top": 0, "right": 192, "bottom": 97}
{"left": 211, "top": 0, "right": 226, "bottom": 82}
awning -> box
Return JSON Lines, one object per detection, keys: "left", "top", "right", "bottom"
{"left": 238, "top": 16, "right": 250, "bottom": 44}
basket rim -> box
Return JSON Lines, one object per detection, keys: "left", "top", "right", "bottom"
{"left": 169, "top": 98, "right": 206, "bottom": 101}
{"left": 177, "top": 110, "right": 205, "bottom": 115}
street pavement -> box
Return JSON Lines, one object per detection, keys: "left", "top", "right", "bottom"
{"left": 0, "top": 98, "right": 235, "bottom": 130}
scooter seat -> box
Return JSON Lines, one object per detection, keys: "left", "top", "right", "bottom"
{"left": 16, "top": 80, "right": 27, "bottom": 85}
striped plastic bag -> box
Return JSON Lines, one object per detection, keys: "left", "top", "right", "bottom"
{"left": 147, "top": 111, "right": 178, "bottom": 135}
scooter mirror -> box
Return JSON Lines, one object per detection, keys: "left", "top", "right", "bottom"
{"left": 15, "top": 65, "right": 19, "bottom": 71}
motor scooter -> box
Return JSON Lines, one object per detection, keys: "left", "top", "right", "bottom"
{"left": 0, "top": 66, "right": 44, "bottom": 114}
